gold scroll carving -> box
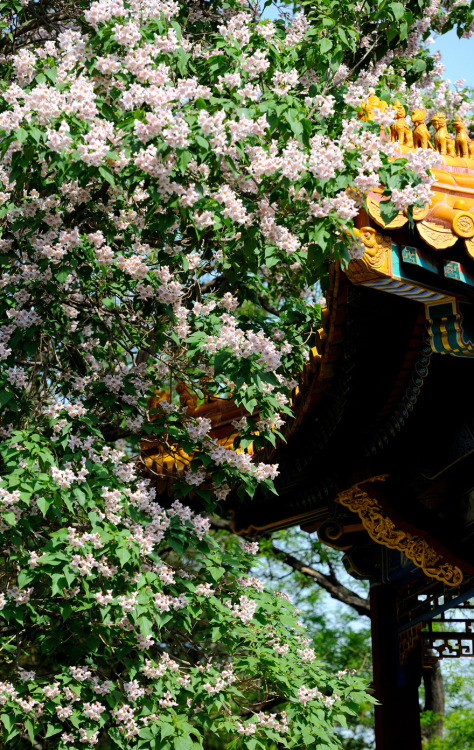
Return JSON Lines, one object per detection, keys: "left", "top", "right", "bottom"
{"left": 336, "top": 478, "right": 463, "bottom": 587}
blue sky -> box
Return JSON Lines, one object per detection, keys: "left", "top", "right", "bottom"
{"left": 262, "top": 3, "right": 474, "bottom": 88}
{"left": 431, "top": 29, "right": 474, "bottom": 86}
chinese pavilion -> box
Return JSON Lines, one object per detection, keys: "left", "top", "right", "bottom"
{"left": 142, "top": 104, "right": 474, "bottom": 750}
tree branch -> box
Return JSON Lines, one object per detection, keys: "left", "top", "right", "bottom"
{"left": 257, "top": 295, "right": 281, "bottom": 317}
{"left": 198, "top": 275, "right": 225, "bottom": 294}
{"left": 271, "top": 545, "right": 370, "bottom": 617}
{"left": 206, "top": 516, "right": 370, "bottom": 617}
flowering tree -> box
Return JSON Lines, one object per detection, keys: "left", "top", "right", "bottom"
{"left": 1, "top": 0, "right": 474, "bottom": 747}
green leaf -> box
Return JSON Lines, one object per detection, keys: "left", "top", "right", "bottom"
{"left": 379, "top": 198, "right": 399, "bottom": 224}
{"left": 98, "top": 165, "right": 116, "bottom": 187}
{"left": 51, "top": 573, "right": 68, "bottom": 596}
{"left": 0, "top": 390, "right": 12, "bottom": 406}
{"left": 116, "top": 545, "right": 131, "bottom": 565}
{"left": 389, "top": 1, "right": 405, "bottom": 21}
{"left": 177, "top": 48, "right": 188, "bottom": 75}
{"left": 54, "top": 265, "right": 73, "bottom": 284}
{"left": 264, "top": 246, "right": 279, "bottom": 268}
{"left": 45, "top": 723, "right": 63, "bottom": 738}
{"left": 25, "top": 718, "right": 35, "bottom": 743}
{"left": 63, "top": 566, "right": 76, "bottom": 586}
{"left": 23, "top": 339, "right": 39, "bottom": 355}
{"left": 73, "top": 487, "right": 87, "bottom": 506}
{"left": 45, "top": 67, "right": 57, "bottom": 83}
{"left": 386, "top": 25, "right": 398, "bottom": 42}
{"left": 139, "top": 726, "right": 157, "bottom": 740}
{"left": 319, "top": 38, "right": 333, "bottom": 54}
{"left": 161, "top": 722, "right": 175, "bottom": 739}
{"left": 168, "top": 537, "right": 185, "bottom": 554}
{"left": 411, "top": 57, "right": 426, "bottom": 74}
{"left": 29, "top": 127, "right": 42, "bottom": 144}
{"left": 138, "top": 615, "right": 154, "bottom": 635}
{"left": 1, "top": 714, "right": 14, "bottom": 732}
{"left": 209, "top": 566, "right": 225, "bottom": 582}
{"left": 1, "top": 511, "right": 16, "bottom": 526}
{"left": 284, "top": 109, "right": 303, "bottom": 138}
{"left": 178, "top": 150, "right": 193, "bottom": 175}
{"left": 37, "top": 496, "right": 52, "bottom": 516}
{"left": 170, "top": 20, "right": 182, "bottom": 40}
{"left": 174, "top": 736, "right": 194, "bottom": 750}
{"left": 15, "top": 127, "right": 28, "bottom": 144}
{"left": 17, "top": 569, "right": 35, "bottom": 589}
{"left": 194, "top": 134, "right": 209, "bottom": 151}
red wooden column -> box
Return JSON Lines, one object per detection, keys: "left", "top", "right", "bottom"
{"left": 370, "top": 583, "right": 422, "bottom": 750}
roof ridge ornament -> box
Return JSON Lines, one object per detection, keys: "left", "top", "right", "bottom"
{"left": 391, "top": 100, "right": 414, "bottom": 148}
{"left": 411, "top": 108, "right": 432, "bottom": 150}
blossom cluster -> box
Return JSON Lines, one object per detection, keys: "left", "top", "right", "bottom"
{"left": 0, "top": 0, "right": 458, "bottom": 746}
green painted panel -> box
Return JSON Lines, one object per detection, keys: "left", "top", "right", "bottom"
{"left": 401, "top": 245, "right": 438, "bottom": 274}
{"left": 391, "top": 244, "right": 401, "bottom": 279}
{"left": 444, "top": 261, "right": 474, "bottom": 287}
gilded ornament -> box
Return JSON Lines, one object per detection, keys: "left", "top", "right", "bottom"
{"left": 417, "top": 220, "right": 458, "bottom": 250}
{"left": 356, "top": 227, "right": 391, "bottom": 266}
{"left": 359, "top": 94, "right": 388, "bottom": 122}
{"left": 431, "top": 113, "right": 456, "bottom": 156}
{"left": 452, "top": 116, "right": 474, "bottom": 159}
{"left": 465, "top": 237, "right": 474, "bottom": 260}
{"left": 366, "top": 194, "right": 408, "bottom": 229}
{"left": 452, "top": 210, "right": 474, "bottom": 238}
{"left": 390, "top": 100, "right": 414, "bottom": 147}
{"left": 412, "top": 204, "right": 430, "bottom": 221}
{"left": 411, "top": 109, "right": 432, "bottom": 150}
{"left": 347, "top": 227, "right": 392, "bottom": 284}
{"left": 336, "top": 478, "right": 463, "bottom": 587}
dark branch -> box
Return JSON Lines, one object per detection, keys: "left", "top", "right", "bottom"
{"left": 257, "top": 295, "right": 281, "bottom": 317}
{"left": 271, "top": 545, "right": 370, "bottom": 617}
{"left": 206, "top": 516, "right": 370, "bottom": 617}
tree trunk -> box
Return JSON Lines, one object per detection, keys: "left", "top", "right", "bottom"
{"left": 421, "top": 659, "right": 445, "bottom": 744}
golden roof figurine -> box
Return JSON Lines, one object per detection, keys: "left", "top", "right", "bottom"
{"left": 411, "top": 109, "right": 432, "bottom": 149}
{"left": 431, "top": 112, "right": 456, "bottom": 156}
{"left": 452, "top": 115, "right": 474, "bottom": 158}
{"left": 390, "top": 100, "right": 414, "bottom": 147}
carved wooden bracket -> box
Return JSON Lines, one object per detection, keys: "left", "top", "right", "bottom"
{"left": 335, "top": 477, "right": 464, "bottom": 587}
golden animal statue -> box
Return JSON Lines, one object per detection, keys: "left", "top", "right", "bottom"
{"left": 390, "top": 100, "right": 414, "bottom": 147}
{"left": 452, "top": 116, "right": 474, "bottom": 159}
{"left": 431, "top": 112, "right": 456, "bottom": 156}
{"left": 411, "top": 109, "right": 432, "bottom": 149}
{"left": 359, "top": 94, "right": 388, "bottom": 122}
